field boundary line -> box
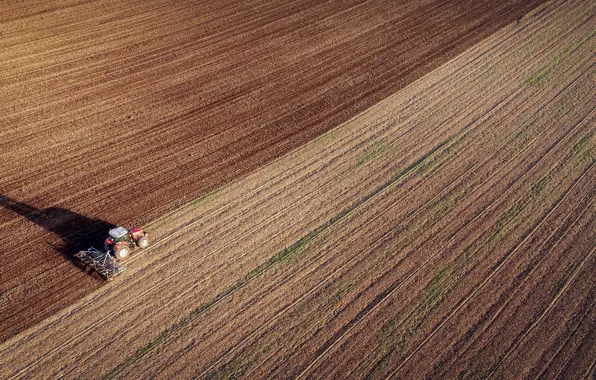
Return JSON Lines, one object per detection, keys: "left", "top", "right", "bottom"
{"left": 141, "top": 0, "right": 556, "bottom": 231}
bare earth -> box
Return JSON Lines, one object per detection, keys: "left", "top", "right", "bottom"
{"left": 0, "top": 0, "right": 594, "bottom": 378}
{"left": 0, "top": 0, "right": 547, "bottom": 341}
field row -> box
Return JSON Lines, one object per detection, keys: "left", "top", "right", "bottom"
{"left": 0, "top": 0, "right": 593, "bottom": 377}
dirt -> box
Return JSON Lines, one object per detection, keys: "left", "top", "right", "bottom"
{"left": 0, "top": 0, "right": 594, "bottom": 378}
{"left": 0, "top": 0, "right": 549, "bottom": 342}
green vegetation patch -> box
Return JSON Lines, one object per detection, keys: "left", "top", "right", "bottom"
{"left": 356, "top": 142, "right": 386, "bottom": 168}
{"left": 572, "top": 134, "right": 590, "bottom": 156}
{"left": 371, "top": 266, "right": 452, "bottom": 375}
{"left": 314, "top": 130, "right": 337, "bottom": 145}
{"left": 192, "top": 189, "right": 220, "bottom": 206}
{"left": 399, "top": 266, "right": 452, "bottom": 345}
{"left": 210, "top": 356, "right": 249, "bottom": 380}
{"left": 527, "top": 31, "right": 594, "bottom": 86}
{"left": 572, "top": 133, "right": 595, "bottom": 164}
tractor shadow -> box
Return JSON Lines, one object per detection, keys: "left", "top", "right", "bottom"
{"left": 0, "top": 195, "right": 115, "bottom": 270}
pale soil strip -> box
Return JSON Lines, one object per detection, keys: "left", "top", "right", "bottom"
{"left": 264, "top": 122, "right": 588, "bottom": 379}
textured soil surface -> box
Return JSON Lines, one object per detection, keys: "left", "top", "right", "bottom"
{"left": 1, "top": 0, "right": 594, "bottom": 378}
{"left": 0, "top": 0, "right": 547, "bottom": 342}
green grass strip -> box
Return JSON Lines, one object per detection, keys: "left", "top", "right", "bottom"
{"left": 192, "top": 190, "right": 220, "bottom": 206}
{"left": 355, "top": 142, "right": 386, "bottom": 168}
{"left": 527, "top": 31, "right": 594, "bottom": 86}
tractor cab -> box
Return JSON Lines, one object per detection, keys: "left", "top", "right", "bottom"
{"left": 108, "top": 226, "right": 132, "bottom": 243}
{"left": 104, "top": 226, "right": 149, "bottom": 260}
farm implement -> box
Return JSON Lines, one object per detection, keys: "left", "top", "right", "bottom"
{"left": 75, "top": 226, "right": 149, "bottom": 280}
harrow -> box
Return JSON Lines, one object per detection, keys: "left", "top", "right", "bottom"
{"left": 75, "top": 247, "right": 126, "bottom": 280}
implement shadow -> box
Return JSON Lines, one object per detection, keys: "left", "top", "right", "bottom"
{"left": 0, "top": 195, "right": 115, "bottom": 269}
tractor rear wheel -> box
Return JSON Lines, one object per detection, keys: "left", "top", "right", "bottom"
{"left": 115, "top": 245, "right": 130, "bottom": 260}
{"left": 137, "top": 236, "right": 149, "bottom": 249}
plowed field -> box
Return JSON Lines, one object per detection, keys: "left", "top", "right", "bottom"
{"left": 1, "top": 0, "right": 594, "bottom": 378}
{"left": 0, "top": 0, "right": 547, "bottom": 342}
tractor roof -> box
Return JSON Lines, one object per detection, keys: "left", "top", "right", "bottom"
{"left": 108, "top": 226, "right": 128, "bottom": 239}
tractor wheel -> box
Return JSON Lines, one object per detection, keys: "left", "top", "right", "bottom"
{"left": 115, "top": 245, "right": 130, "bottom": 260}
{"left": 137, "top": 236, "right": 149, "bottom": 249}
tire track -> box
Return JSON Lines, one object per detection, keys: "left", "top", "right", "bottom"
{"left": 385, "top": 162, "right": 594, "bottom": 379}
{"left": 426, "top": 195, "right": 594, "bottom": 378}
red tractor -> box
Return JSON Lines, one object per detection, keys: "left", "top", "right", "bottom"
{"left": 104, "top": 226, "right": 149, "bottom": 260}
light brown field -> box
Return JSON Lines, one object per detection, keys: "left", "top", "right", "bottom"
{"left": 0, "top": 0, "right": 594, "bottom": 378}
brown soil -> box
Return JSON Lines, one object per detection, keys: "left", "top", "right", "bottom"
{"left": 0, "top": 0, "right": 593, "bottom": 378}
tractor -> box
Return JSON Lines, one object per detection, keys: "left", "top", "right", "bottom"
{"left": 75, "top": 226, "right": 149, "bottom": 279}
{"left": 104, "top": 226, "right": 149, "bottom": 259}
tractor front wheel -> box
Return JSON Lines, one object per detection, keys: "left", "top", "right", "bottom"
{"left": 137, "top": 236, "right": 149, "bottom": 249}
{"left": 115, "top": 245, "right": 130, "bottom": 260}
